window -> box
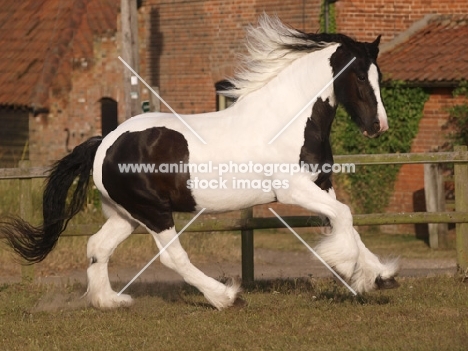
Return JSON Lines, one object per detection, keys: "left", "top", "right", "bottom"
{"left": 215, "top": 80, "right": 236, "bottom": 111}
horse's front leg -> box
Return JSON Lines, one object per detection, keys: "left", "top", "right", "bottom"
{"left": 275, "top": 173, "right": 360, "bottom": 284}
{"left": 325, "top": 188, "right": 400, "bottom": 292}
{"left": 276, "top": 174, "right": 399, "bottom": 293}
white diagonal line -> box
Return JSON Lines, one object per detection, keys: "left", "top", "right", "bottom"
{"left": 268, "top": 208, "right": 357, "bottom": 295}
{"left": 118, "top": 56, "right": 207, "bottom": 145}
{"left": 118, "top": 208, "right": 206, "bottom": 295}
{"left": 268, "top": 57, "right": 356, "bottom": 144}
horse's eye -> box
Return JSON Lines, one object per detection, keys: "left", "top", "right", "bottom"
{"left": 358, "top": 75, "right": 366, "bottom": 81}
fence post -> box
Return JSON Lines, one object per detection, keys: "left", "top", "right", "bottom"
{"left": 424, "top": 163, "right": 448, "bottom": 248}
{"left": 241, "top": 207, "right": 254, "bottom": 284}
{"left": 454, "top": 145, "right": 468, "bottom": 276}
{"left": 19, "top": 160, "right": 34, "bottom": 282}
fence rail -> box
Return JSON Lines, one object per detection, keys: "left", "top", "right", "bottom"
{"left": 1, "top": 146, "right": 468, "bottom": 282}
{"left": 1, "top": 149, "right": 467, "bottom": 179}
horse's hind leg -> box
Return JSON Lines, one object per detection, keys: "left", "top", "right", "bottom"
{"left": 86, "top": 213, "right": 137, "bottom": 308}
{"left": 151, "top": 227, "right": 241, "bottom": 310}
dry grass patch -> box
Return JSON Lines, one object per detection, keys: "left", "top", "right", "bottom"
{"left": 0, "top": 276, "right": 467, "bottom": 351}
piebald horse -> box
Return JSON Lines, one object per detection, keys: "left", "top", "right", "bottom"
{"left": 3, "top": 15, "right": 398, "bottom": 309}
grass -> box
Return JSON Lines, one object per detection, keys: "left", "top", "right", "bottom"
{"left": 0, "top": 276, "right": 467, "bottom": 350}
{"left": 0, "top": 177, "right": 466, "bottom": 349}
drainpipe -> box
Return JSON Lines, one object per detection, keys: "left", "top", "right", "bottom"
{"left": 325, "top": 0, "right": 339, "bottom": 33}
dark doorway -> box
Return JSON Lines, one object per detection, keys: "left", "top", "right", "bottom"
{"left": 0, "top": 106, "right": 29, "bottom": 167}
{"left": 100, "top": 98, "right": 118, "bottom": 136}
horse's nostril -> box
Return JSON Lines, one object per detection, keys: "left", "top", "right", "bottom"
{"left": 373, "top": 121, "right": 380, "bottom": 132}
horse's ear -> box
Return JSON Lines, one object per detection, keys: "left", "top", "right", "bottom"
{"left": 367, "top": 35, "right": 381, "bottom": 60}
{"left": 372, "top": 35, "right": 381, "bottom": 48}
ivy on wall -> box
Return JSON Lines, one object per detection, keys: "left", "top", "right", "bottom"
{"left": 446, "top": 81, "right": 468, "bottom": 148}
{"left": 331, "top": 82, "right": 429, "bottom": 213}
{"left": 319, "top": 0, "right": 336, "bottom": 33}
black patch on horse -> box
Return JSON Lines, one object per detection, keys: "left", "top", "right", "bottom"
{"left": 102, "top": 127, "right": 196, "bottom": 233}
{"left": 300, "top": 97, "right": 337, "bottom": 191}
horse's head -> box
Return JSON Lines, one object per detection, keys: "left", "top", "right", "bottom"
{"left": 330, "top": 35, "right": 388, "bottom": 138}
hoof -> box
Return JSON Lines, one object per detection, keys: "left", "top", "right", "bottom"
{"left": 87, "top": 292, "right": 134, "bottom": 309}
{"left": 232, "top": 297, "right": 248, "bottom": 309}
{"left": 204, "top": 276, "right": 242, "bottom": 310}
{"left": 375, "top": 276, "right": 400, "bottom": 290}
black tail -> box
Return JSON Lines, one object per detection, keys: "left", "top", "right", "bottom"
{"left": 1, "top": 136, "right": 103, "bottom": 264}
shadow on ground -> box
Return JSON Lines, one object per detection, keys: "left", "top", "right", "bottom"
{"left": 30, "top": 276, "right": 395, "bottom": 313}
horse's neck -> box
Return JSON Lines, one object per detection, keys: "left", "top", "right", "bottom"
{"left": 232, "top": 45, "right": 338, "bottom": 138}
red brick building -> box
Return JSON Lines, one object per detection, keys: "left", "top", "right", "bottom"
{"left": 0, "top": 0, "right": 122, "bottom": 166}
{"left": 0, "top": 0, "right": 467, "bottom": 233}
{"left": 378, "top": 14, "right": 468, "bottom": 233}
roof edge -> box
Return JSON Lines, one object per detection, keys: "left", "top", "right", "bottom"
{"left": 0, "top": 103, "right": 49, "bottom": 115}
{"left": 380, "top": 14, "right": 439, "bottom": 54}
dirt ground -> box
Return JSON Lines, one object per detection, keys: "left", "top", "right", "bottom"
{"left": 1, "top": 248, "right": 458, "bottom": 313}
{"left": 2, "top": 248, "right": 457, "bottom": 286}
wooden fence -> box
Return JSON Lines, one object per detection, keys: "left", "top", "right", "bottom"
{"left": 1, "top": 145, "right": 467, "bottom": 282}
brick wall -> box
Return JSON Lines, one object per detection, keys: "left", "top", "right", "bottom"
{"left": 29, "top": 35, "right": 124, "bottom": 166}
{"left": 383, "top": 88, "right": 466, "bottom": 233}
{"left": 138, "top": 0, "right": 468, "bottom": 118}
{"left": 335, "top": 0, "right": 468, "bottom": 43}
{"left": 144, "top": 0, "right": 321, "bottom": 113}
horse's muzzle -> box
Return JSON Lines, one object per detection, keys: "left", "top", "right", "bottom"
{"left": 363, "top": 120, "right": 388, "bottom": 138}
{"left": 362, "top": 130, "right": 384, "bottom": 138}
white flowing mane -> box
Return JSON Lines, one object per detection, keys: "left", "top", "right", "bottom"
{"left": 222, "top": 14, "right": 335, "bottom": 100}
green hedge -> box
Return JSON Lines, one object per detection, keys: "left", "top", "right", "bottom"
{"left": 447, "top": 81, "right": 468, "bottom": 148}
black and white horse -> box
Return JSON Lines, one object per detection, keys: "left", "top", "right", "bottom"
{"left": 3, "top": 15, "right": 398, "bottom": 309}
